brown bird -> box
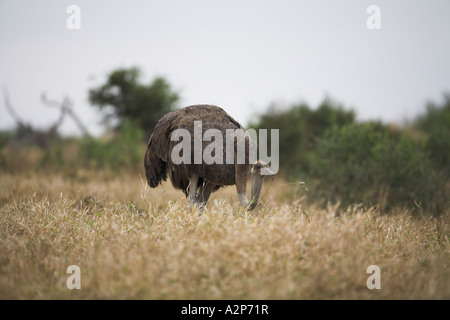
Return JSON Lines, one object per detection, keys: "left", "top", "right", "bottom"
{"left": 144, "top": 105, "right": 274, "bottom": 210}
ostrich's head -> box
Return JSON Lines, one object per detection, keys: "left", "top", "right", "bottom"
{"left": 246, "top": 160, "right": 275, "bottom": 210}
{"left": 251, "top": 160, "right": 275, "bottom": 176}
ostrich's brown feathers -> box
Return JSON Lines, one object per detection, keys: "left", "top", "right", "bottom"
{"left": 144, "top": 105, "right": 251, "bottom": 196}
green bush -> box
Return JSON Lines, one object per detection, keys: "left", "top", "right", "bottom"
{"left": 311, "top": 122, "right": 442, "bottom": 214}
{"left": 414, "top": 94, "right": 450, "bottom": 177}
{"left": 78, "top": 120, "right": 145, "bottom": 169}
{"left": 0, "top": 131, "right": 11, "bottom": 168}
{"left": 248, "top": 98, "right": 355, "bottom": 178}
{"left": 39, "top": 144, "right": 64, "bottom": 169}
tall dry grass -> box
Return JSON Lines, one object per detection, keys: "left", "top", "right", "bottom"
{"left": 0, "top": 170, "right": 448, "bottom": 299}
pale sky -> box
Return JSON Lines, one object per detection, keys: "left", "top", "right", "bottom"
{"left": 1, "top": 0, "right": 449, "bottom": 137}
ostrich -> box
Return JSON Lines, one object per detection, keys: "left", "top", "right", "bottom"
{"left": 144, "top": 105, "right": 275, "bottom": 210}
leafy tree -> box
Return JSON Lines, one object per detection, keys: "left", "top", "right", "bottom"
{"left": 89, "top": 67, "right": 179, "bottom": 134}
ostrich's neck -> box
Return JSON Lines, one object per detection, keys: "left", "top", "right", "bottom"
{"left": 237, "top": 173, "right": 263, "bottom": 210}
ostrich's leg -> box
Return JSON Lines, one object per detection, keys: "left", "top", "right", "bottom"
{"left": 187, "top": 175, "right": 199, "bottom": 208}
{"left": 196, "top": 182, "right": 216, "bottom": 208}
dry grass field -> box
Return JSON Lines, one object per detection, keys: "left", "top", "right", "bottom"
{"left": 0, "top": 170, "right": 448, "bottom": 299}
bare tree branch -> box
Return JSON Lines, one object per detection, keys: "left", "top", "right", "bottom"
{"left": 41, "top": 93, "right": 91, "bottom": 138}
{"left": 3, "top": 86, "right": 26, "bottom": 128}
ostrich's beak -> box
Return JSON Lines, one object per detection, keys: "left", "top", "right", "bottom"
{"left": 260, "top": 167, "right": 275, "bottom": 176}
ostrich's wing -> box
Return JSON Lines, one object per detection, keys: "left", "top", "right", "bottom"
{"left": 144, "top": 111, "right": 178, "bottom": 188}
{"left": 145, "top": 105, "right": 248, "bottom": 189}
{"left": 144, "top": 132, "right": 168, "bottom": 188}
